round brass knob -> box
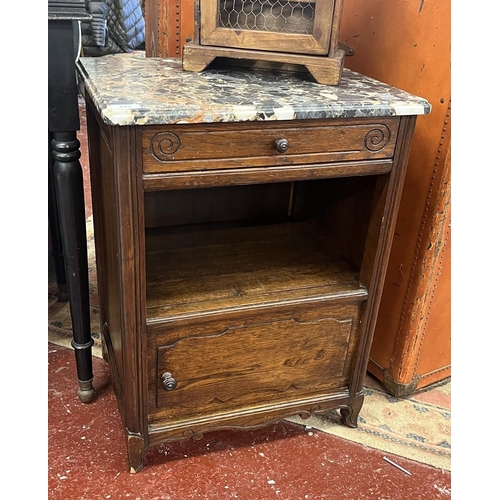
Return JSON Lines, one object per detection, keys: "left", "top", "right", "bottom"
{"left": 274, "top": 138, "right": 289, "bottom": 153}
{"left": 161, "top": 372, "right": 177, "bottom": 391}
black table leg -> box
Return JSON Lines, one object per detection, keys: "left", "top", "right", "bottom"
{"left": 52, "top": 131, "right": 95, "bottom": 403}
{"left": 48, "top": 131, "right": 68, "bottom": 302}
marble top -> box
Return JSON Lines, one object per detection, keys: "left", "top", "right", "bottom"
{"left": 77, "top": 53, "right": 431, "bottom": 126}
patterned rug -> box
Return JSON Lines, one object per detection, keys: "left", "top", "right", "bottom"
{"left": 286, "top": 377, "right": 451, "bottom": 471}
{"left": 48, "top": 215, "right": 451, "bottom": 472}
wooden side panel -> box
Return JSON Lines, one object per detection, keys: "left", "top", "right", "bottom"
{"left": 86, "top": 100, "right": 124, "bottom": 378}
{"left": 86, "top": 97, "right": 149, "bottom": 441}
{"left": 340, "top": 0, "right": 451, "bottom": 394}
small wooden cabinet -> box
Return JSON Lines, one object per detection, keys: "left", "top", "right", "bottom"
{"left": 182, "top": 0, "right": 347, "bottom": 84}
{"left": 78, "top": 54, "right": 429, "bottom": 472}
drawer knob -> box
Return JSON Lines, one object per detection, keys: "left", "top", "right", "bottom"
{"left": 274, "top": 138, "right": 289, "bottom": 153}
{"left": 161, "top": 372, "right": 177, "bottom": 391}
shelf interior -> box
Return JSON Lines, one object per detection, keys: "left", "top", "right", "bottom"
{"left": 145, "top": 220, "right": 368, "bottom": 321}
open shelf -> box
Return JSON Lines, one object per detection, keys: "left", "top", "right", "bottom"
{"left": 145, "top": 220, "right": 368, "bottom": 321}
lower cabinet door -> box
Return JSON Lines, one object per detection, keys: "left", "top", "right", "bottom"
{"left": 148, "top": 299, "right": 366, "bottom": 423}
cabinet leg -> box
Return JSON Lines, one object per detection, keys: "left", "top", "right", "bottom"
{"left": 340, "top": 393, "right": 364, "bottom": 428}
{"left": 52, "top": 131, "right": 95, "bottom": 403}
{"left": 127, "top": 433, "right": 146, "bottom": 474}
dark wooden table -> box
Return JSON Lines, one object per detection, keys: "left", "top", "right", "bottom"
{"left": 48, "top": 0, "right": 95, "bottom": 402}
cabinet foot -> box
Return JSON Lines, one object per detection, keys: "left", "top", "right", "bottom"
{"left": 127, "top": 433, "right": 146, "bottom": 473}
{"left": 340, "top": 394, "right": 364, "bottom": 428}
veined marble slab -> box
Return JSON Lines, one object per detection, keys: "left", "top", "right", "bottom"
{"left": 77, "top": 53, "right": 431, "bottom": 126}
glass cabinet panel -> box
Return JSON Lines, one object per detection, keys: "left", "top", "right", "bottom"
{"left": 200, "top": 0, "right": 335, "bottom": 55}
{"left": 218, "top": 1, "right": 316, "bottom": 35}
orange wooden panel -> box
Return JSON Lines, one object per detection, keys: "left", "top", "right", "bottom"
{"left": 339, "top": 0, "right": 451, "bottom": 395}
{"left": 145, "top": 0, "right": 195, "bottom": 58}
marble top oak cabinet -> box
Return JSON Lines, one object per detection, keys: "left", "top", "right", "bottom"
{"left": 77, "top": 54, "right": 430, "bottom": 472}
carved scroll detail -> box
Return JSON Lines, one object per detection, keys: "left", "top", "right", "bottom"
{"left": 298, "top": 404, "right": 324, "bottom": 419}
{"left": 151, "top": 131, "right": 181, "bottom": 160}
{"left": 364, "top": 125, "right": 390, "bottom": 152}
{"left": 182, "top": 429, "right": 204, "bottom": 440}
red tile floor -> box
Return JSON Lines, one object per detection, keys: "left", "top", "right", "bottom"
{"left": 49, "top": 343, "right": 451, "bottom": 499}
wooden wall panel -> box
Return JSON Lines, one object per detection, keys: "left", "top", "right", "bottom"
{"left": 339, "top": 0, "right": 451, "bottom": 396}
{"left": 145, "top": 0, "right": 194, "bottom": 58}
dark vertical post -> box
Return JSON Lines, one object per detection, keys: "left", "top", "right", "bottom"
{"left": 48, "top": 8, "right": 95, "bottom": 402}
{"left": 52, "top": 132, "right": 95, "bottom": 402}
{"left": 48, "top": 131, "right": 68, "bottom": 302}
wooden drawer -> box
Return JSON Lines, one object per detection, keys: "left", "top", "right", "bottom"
{"left": 147, "top": 299, "right": 366, "bottom": 424}
{"left": 142, "top": 117, "right": 399, "bottom": 174}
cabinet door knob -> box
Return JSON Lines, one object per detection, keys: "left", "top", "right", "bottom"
{"left": 274, "top": 138, "right": 289, "bottom": 153}
{"left": 161, "top": 372, "right": 177, "bottom": 391}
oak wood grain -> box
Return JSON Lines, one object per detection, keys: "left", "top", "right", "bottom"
{"left": 145, "top": 221, "right": 367, "bottom": 320}
{"left": 83, "top": 89, "right": 418, "bottom": 471}
{"left": 143, "top": 118, "right": 398, "bottom": 173}
{"left": 142, "top": 159, "right": 393, "bottom": 191}
{"left": 148, "top": 299, "right": 364, "bottom": 423}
